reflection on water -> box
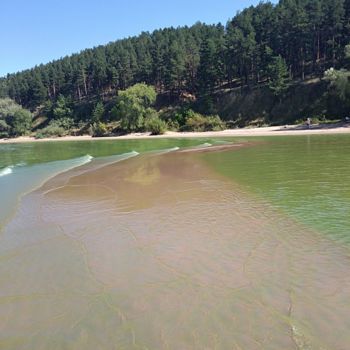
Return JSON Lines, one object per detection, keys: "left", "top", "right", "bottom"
{"left": 0, "top": 150, "right": 350, "bottom": 349}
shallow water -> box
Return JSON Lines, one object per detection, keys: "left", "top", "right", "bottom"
{"left": 202, "top": 134, "right": 350, "bottom": 243}
{"left": 0, "top": 138, "right": 216, "bottom": 228}
{"left": 0, "top": 144, "right": 350, "bottom": 349}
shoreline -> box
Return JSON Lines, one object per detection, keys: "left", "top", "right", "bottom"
{"left": 1, "top": 123, "right": 350, "bottom": 144}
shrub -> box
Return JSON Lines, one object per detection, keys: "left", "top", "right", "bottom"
{"left": 0, "top": 131, "right": 9, "bottom": 138}
{"left": 0, "top": 119, "right": 10, "bottom": 138}
{"left": 0, "top": 98, "right": 22, "bottom": 119}
{"left": 0, "top": 98, "right": 33, "bottom": 137}
{"left": 144, "top": 116, "right": 167, "bottom": 135}
{"left": 90, "top": 122, "right": 108, "bottom": 137}
{"left": 35, "top": 124, "right": 66, "bottom": 139}
{"left": 51, "top": 117, "right": 75, "bottom": 130}
{"left": 11, "top": 109, "right": 33, "bottom": 136}
{"left": 166, "top": 119, "right": 180, "bottom": 131}
{"left": 174, "top": 108, "right": 196, "bottom": 127}
{"left": 183, "top": 113, "right": 225, "bottom": 132}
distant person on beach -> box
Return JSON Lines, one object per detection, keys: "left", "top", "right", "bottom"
{"left": 306, "top": 118, "right": 311, "bottom": 128}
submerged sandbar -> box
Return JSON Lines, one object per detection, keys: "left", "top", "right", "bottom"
{"left": 0, "top": 148, "right": 350, "bottom": 349}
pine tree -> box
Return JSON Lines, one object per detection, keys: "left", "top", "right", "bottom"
{"left": 29, "top": 73, "right": 47, "bottom": 107}
{"left": 91, "top": 102, "right": 105, "bottom": 123}
{"left": 268, "top": 55, "right": 291, "bottom": 99}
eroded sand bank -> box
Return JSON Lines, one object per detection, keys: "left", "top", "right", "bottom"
{"left": 0, "top": 150, "right": 350, "bottom": 349}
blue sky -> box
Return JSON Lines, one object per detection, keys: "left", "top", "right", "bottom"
{"left": 1, "top": 0, "right": 265, "bottom": 77}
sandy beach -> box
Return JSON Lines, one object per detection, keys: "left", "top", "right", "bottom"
{"left": 1, "top": 123, "right": 350, "bottom": 144}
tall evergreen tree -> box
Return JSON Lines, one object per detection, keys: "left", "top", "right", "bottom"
{"left": 268, "top": 55, "right": 291, "bottom": 99}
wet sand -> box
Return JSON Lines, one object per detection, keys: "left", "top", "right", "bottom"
{"left": 0, "top": 150, "right": 350, "bottom": 349}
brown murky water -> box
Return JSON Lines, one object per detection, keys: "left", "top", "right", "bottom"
{"left": 1, "top": 151, "right": 350, "bottom": 349}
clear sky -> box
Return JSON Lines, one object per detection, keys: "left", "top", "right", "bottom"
{"left": 0, "top": 0, "right": 265, "bottom": 77}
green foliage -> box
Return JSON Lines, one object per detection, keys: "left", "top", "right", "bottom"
{"left": 1, "top": 0, "right": 350, "bottom": 124}
{"left": 324, "top": 68, "right": 350, "bottom": 101}
{"left": 183, "top": 112, "right": 225, "bottom": 132}
{"left": 324, "top": 67, "right": 350, "bottom": 115}
{"left": 11, "top": 109, "right": 32, "bottom": 136}
{"left": 90, "top": 122, "right": 108, "bottom": 137}
{"left": 35, "top": 103, "right": 74, "bottom": 137}
{"left": 114, "top": 83, "right": 157, "bottom": 132}
{"left": 345, "top": 44, "right": 350, "bottom": 59}
{"left": 144, "top": 115, "right": 167, "bottom": 135}
{"left": 91, "top": 102, "right": 105, "bottom": 123}
{"left": 268, "top": 56, "right": 290, "bottom": 98}
{"left": 4, "top": 0, "right": 350, "bottom": 109}
{"left": 197, "top": 34, "right": 224, "bottom": 98}
{"left": 52, "top": 95, "right": 72, "bottom": 120}
{"left": 170, "top": 108, "right": 196, "bottom": 127}
{"left": 35, "top": 125, "right": 66, "bottom": 139}
{"left": 0, "top": 98, "right": 32, "bottom": 137}
{"left": 51, "top": 117, "right": 75, "bottom": 130}
{"left": 160, "top": 107, "right": 225, "bottom": 132}
{"left": 0, "top": 119, "right": 10, "bottom": 138}
{"left": 166, "top": 119, "right": 180, "bottom": 131}
{"left": 0, "top": 98, "right": 22, "bottom": 119}
{"left": 29, "top": 73, "right": 47, "bottom": 107}
{"left": 160, "top": 107, "right": 198, "bottom": 130}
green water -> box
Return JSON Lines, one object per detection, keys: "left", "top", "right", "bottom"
{"left": 0, "top": 138, "right": 210, "bottom": 169}
{"left": 1, "top": 135, "right": 349, "bottom": 242}
{"left": 1, "top": 135, "right": 350, "bottom": 349}
{"left": 202, "top": 134, "right": 350, "bottom": 243}
{"left": 0, "top": 138, "right": 221, "bottom": 226}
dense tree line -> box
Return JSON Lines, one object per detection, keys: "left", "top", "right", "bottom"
{"left": 0, "top": 0, "right": 349, "bottom": 116}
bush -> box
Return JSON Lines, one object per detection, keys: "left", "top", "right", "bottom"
{"left": 90, "top": 122, "right": 108, "bottom": 137}
{"left": 166, "top": 119, "right": 180, "bottom": 131}
{"left": 160, "top": 107, "right": 222, "bottom": 132}
{"left": 144, "top": 116, "right": 167, "bottom": 135}
{"left": 0, "top": 119, "right": 10, "bottom": 138}
{"left": 0, "top": 98, "right": 33, "bottom": 137}
{"left": 174, "top": 108, "right": 196, "bottom": 127}
{"left": 51, "top": 117, "right": 75, "bottom": 130}
{"left": 35, "top": 124, "right": 67, "bottom": 139}
{"left": 0, "top": 131, "right": 9, "bottom": 138}
{"left": 11, "top": 109, "right": 33, "bottom": 136}
{"left": 183, "top": 113, "right": 225, "bottom": 132}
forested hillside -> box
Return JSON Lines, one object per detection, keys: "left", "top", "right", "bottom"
{"left": 1, "top": 0, "right": 350, "bottom": 135}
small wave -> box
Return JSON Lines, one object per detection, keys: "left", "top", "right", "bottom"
{"left": 0, "top": 162, "right": 28, "bottom": 178}
{"left": 195, "top": 143, "right": 212, "bottom": 148}
{"left": 165, "top": 146, "right": 180, "bottom": 152}
{"left": 81, "top": 154, "right": 94, "bottom": 164}
{"left": 62, "top": 154, "right": 94, "bottom": 173}
{"left": 213, "top": 140, "right": 231, "bottom": 145}
{"left": 95, "top": 151, "right": 139, "bottom": 165}
{"left": 0, "top": 166, "right": 14, "bottom": 177}
{"left": 98, "top": 150, "right": 139, "bottom": 162}
{"left": 70, "top": 151, "right": 138, "bottom": 175}
{"left": 153, "top": 147, "right": 180, "bottom": 154}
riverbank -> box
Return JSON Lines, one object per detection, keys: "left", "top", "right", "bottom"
{"left": 1, "top": 123, "right": 350, "bottom": 144}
